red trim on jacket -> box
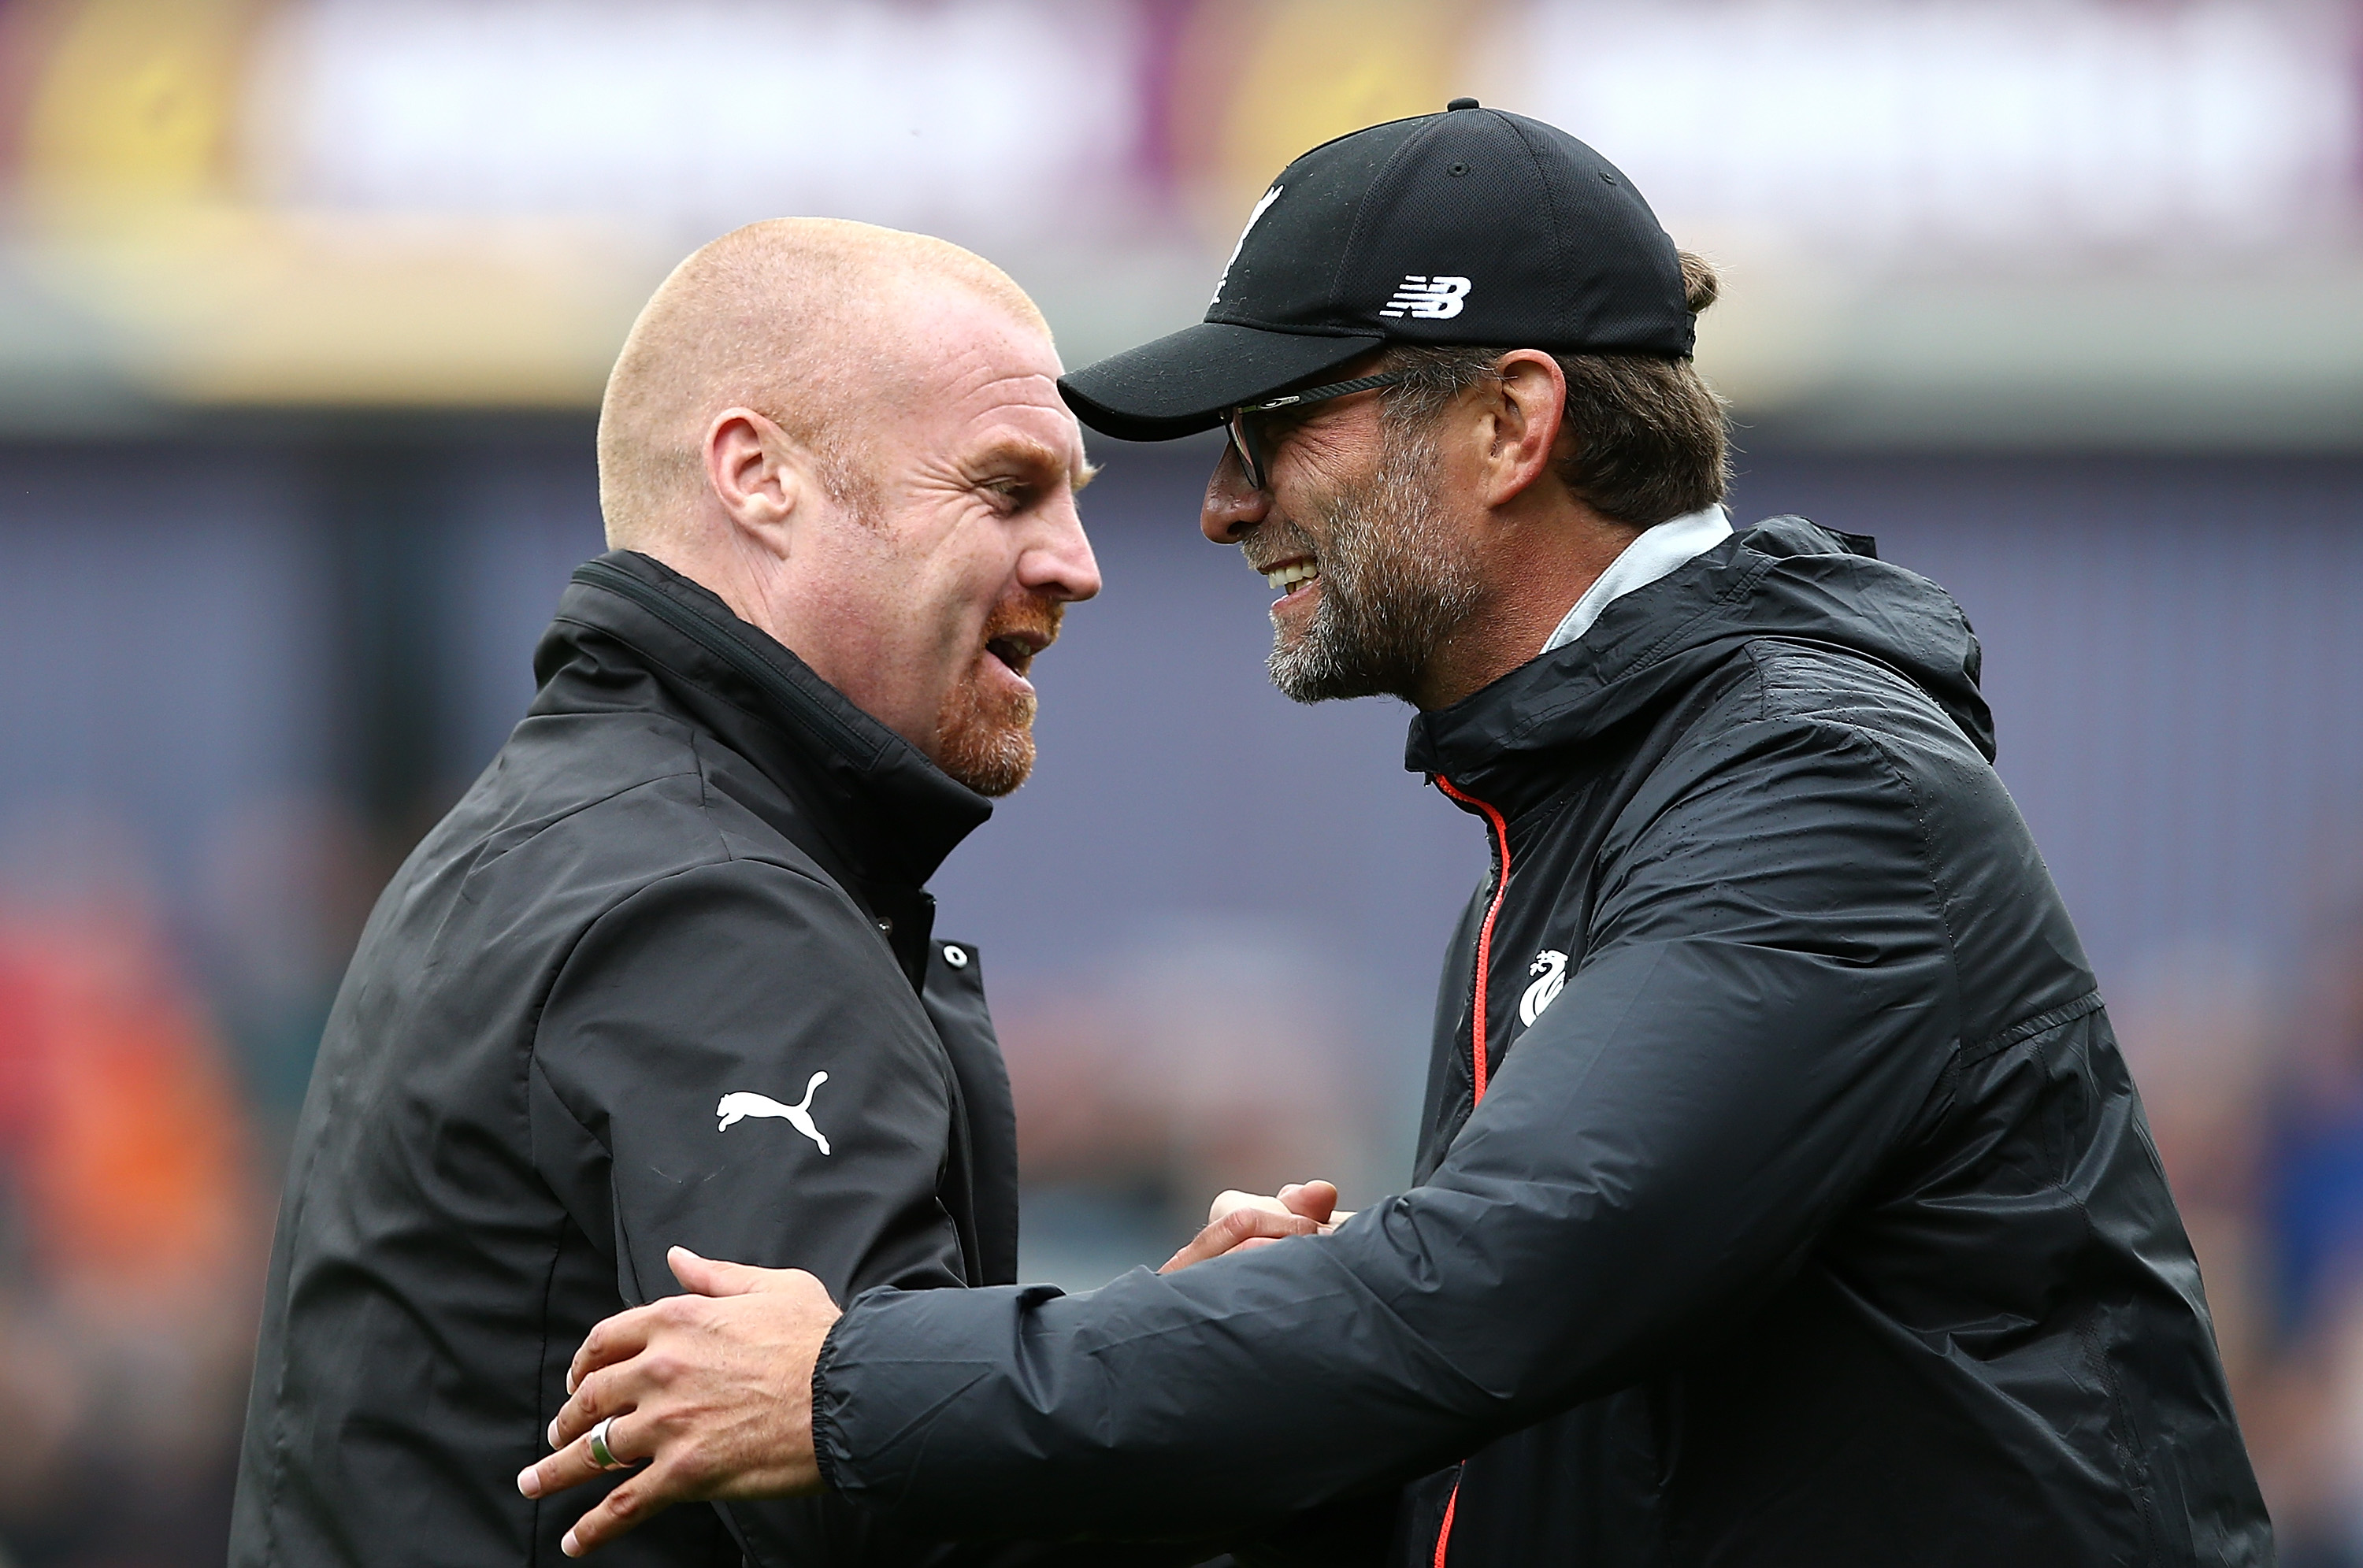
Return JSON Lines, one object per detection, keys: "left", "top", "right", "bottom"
{"left": 1428, "top": 775, "right": 1513, "bottom": 1568}
{"left": 1434, "top": 776, "right": 1511, "bottom": 1106}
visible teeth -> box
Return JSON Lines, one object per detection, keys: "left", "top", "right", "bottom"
{"left": 1261, "top": 562, "right": 1320, "bottom": 591}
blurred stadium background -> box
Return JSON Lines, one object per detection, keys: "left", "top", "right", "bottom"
{"left": 0, "top": 0, "right": 2360, "bottom": 1561}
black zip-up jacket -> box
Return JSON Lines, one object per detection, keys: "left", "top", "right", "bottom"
{"left": 232, "top": 550, "right": 1042, "bottom": 1566}
{"left": 808, "top": 518, "right": 2272, "bottom": 1566}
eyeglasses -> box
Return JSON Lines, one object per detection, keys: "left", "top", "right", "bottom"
{"left": 1222, "top": 373, "right": 1404, "bottom": 491}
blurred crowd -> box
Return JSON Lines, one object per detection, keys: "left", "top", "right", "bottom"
{"left": 0, "top": 875, "right": 263, "bottom": 1562}
{"left": 0, "top": 799, "right": 369, "bottom": 1565}
{"left": 2133, "top": 900, "right": 2363, "bottom": 1566}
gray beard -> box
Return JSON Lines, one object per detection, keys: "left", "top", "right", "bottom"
{"left": 1267, "top": 426, "right": 1482, "bottom": 705}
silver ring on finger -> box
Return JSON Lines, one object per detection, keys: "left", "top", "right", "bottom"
{"left": 586, "top": 1414, "right": 630, "bottom": 1471}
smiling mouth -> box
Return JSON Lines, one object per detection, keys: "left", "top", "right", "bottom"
{"left": 1260, "top": 558, "right": 1320, "bottom": 595}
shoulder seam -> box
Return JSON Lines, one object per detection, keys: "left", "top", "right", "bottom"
{"left": 685, "top": 727, "right": 729, "bottom": 862}
{"left": 466, "top": 767, "right": 700, "bottom": 884}
{"left": 1958, "top": 988, "right": 2105, "bottom": 1067}
{"left": 1747, "top": 639, "right": 1772, "bottom": 725}
{"left": 1838, "top": 722, "right": 1966, "bottom": 1018}
{"left": 1743, "top": 636, "right": 1940, "bottom": 728}
{"left": 522, "top": 855, "right": 844, "bottom": 1072}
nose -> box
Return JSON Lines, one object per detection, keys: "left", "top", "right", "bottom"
{"left": 1201, "top": 441, "right": 1267, "bottom": 545}
{"left": 1022, "top": 491, "right": 1102, "bottom": 603}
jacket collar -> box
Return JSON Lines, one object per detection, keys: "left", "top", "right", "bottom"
{"left": 1406, "top": 517, "right": 1994, "bottom": 822}
{"left": 532, "top": 550, "right": 992, "bottom": 891}
{"left": 1539, "top": 503, "right": 1732, "bottom": 654}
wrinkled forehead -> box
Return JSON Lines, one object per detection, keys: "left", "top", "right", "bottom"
{"left": 868, "top": 284, "right": 1082, "bottom": 465}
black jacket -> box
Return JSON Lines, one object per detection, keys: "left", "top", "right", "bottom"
{"left": 810, "top": 518, "right": 2272, "bottom": 1566}
{"left": 232, "top": 550, "right": 1032, "bottom": 1566}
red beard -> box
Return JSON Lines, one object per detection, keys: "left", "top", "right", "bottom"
{"left": 933, "top": 595, "right": 1063, "bottom": 797}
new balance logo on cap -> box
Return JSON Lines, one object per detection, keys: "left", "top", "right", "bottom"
{"left": 1381, "top": 275, "right": 1471, "bottom": 320}
{"left": 1056, "top": 100, "right": 1694, "bottom": 443}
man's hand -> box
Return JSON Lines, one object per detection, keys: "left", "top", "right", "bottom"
{"left": 1159, "top": 1181, "right": 1344, "bottom": 1273}
{"left": 517, "top": 1247, "right": 840, "bottom": 1557}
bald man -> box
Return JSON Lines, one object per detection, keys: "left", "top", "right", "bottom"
{"left": 228, "top": 221, "right": 1114, "bottom": 1567}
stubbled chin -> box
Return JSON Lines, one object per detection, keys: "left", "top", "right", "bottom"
{"left": 935, "top": 658, "right": 1038, "bottom": 797}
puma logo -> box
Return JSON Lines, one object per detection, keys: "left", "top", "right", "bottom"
{"left": 715, "top": 1072, "right": 830, "bottom": 1155}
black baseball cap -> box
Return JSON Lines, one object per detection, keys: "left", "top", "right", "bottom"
{"left": 1059, "top": 100, "right": 1693, "bottom": 442}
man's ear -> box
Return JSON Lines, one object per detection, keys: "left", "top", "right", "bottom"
{"left": 1480, "top": 350, "right": 1567, "bottom": 510}
{"left": 703, "top": 407, "right": 808, "bottom": 561}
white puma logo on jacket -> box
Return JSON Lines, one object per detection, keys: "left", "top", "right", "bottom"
{"left": 716, "top": 1071, "right": 830, "bottom": 1155}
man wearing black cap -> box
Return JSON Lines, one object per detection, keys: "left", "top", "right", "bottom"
{"left": 528, "top": 106, "right": 2270, "bottom": 1566}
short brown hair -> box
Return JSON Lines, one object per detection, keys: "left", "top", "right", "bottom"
{"left": 1380, "top": 251, "right": 1730, "bottom": 528}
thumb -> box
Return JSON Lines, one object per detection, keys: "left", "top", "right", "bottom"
{"left": 667, "top": 1245, "right": 778, "bottom": 1298}
{"left": 1280, "top": 1181, "right": 1338, "bottom": 1224}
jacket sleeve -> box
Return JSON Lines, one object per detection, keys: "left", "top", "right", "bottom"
{"left": 531, "top": 856, "right": 978, "bottom": 1566}
{"left": 810, "top": 715, "right": 1967, "bottom": 1543}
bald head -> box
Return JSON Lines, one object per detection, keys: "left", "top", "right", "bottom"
{"left": 598, "top": 217, "right": 1052, "bottom": 552}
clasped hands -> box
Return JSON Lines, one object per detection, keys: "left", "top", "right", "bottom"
{"left": 1159, "top": 1178, "right": 1348, "bottom": 1270}
{"left": 518, "top": 1181, "right": 1343, "bottom": 1556}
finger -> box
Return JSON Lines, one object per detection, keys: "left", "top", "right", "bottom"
{"left": 551, "top": 1361, "right": 645, "bottom": 1450}
{"left": 1159, "top": 1207, "right": 1317, "bottom": 1273}
{"left": 518, "top": 1414, "right": 640, "bottom": 1501}
{"left": 1207, "top": 1189, "right": 1291, "bottom": 1224}
{"left": 666, "top": 1246, "right": 773, "bottom": 1298}
{"left": 566, "top": 1303, "right": 662, "bottom": 1397}
{"left": 1280, "top": 1180, "right": 1339, "bottom": 1224}
{"left": 559, "top": 1456, "right": 689, "bottom": 1557}
{"left": 670, "top": 1249, "right": 829, "bottom": 1301}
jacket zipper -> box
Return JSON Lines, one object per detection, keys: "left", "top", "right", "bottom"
{"left": 1434, "top": 776, "right": 1511, "bottom": 1108}
{"left": 1428, "top": 774, "right": 1512, "bottom": 1568}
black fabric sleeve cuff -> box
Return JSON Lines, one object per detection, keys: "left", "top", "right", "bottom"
{"left": 811, "top": 1312, "right": 850, "bottom": 1498}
